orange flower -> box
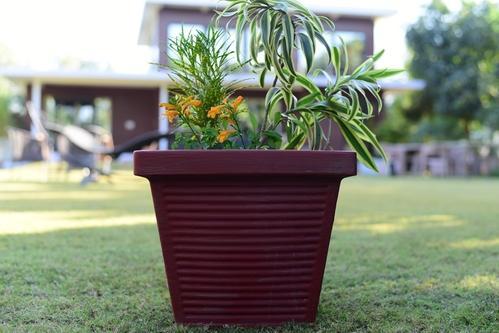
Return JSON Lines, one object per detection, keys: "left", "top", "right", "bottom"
{"left": 178, "top": 97, "right": 201, "bottom": 115}
{"left": 164, "top": 110, "right": 179, "bottom": 123}
{"left": 208, "top": 105, "right": 224, "bottom": 119}
{"left": 231, "top": 96, "right": 244, "bottom": 112}
{"left": 159, "top": 102, "right": 176, "bottom": 111}
{"left": 178, "top": 96, "right": 192, "bottom": 108}
{"left": 190, "top": 99, "right": 202, "bottom": 107}
{"left": 217, "top": 129, "right": 236, "bottom": 143}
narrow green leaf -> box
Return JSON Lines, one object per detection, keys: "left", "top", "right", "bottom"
{"left": 297, "top": 92, "right": 321, "bottom": 108}
{"left": 348, "top": 88, "right": 360, "bottom": 121}
{"left": 249, "top": 18, "right": 259, "bottom": 64}
{"left": 298, "top": 32, "right": 314, "bottom": 73}
{"left": 296, "top": 73, "right": 322, "bottom": 96}
{"left": 282, "top": 88, "right": 293, "bottom": 109}
{"left": 273, "top": 110, "right": 282, "bottom": 124}
{"left": 312, "top": 114, "right": 322, "bottom": 150}
{"left": 303, "top": 20, "right": 316, "bottom": 50}
{"left": 248, "top": 110, "right": 258, "bottom": 132}
{"left": 282, "top": 15, "right": 296, "bottom": 75}
{"left": 265, "top": 87, "right": 283, "bottom": 112}
{"left": 284, "top": 131, "right": 305, "bottom": 149}
{"left": 271, "top": 49, "right": 290, "bottom": 84}
{"left": 263, "top": 130, "right": 282, "bottom": 141}
{"left": 368, "top": 68, "right": 405, "bottom": 78}
{"left": 282, "top": 42, "right": 296, "bottom": 77}
{"left": 372, "top": 49, "right": 385, "bottom": 62}
{"left": 320, "top": 15, "right": 335, "bottom": 32}
{"left": 354, "top": 120, "right": 387, "bottom": 161}
{"left": 260, "top": 11, "right": 271, "bottom": 52}
{"left": 235, "top": 17, "right": 245, "bottom": 63}
{"left": 283, "top": 15, "right": 294, "bottom": 53}
{"left": 339, "top": 37, "right": 349, "bottom": 76}
{"left": 315, "top": 32, "right": 332, "bottom": 65}
{"left": 259, "top": 69, "right": 267, "bottom": 87}
{"left": 336, "top": 119, "right": 378, "bottom": 171}
{"left": 351, "top": 58, "right": 373, "bottom": 78}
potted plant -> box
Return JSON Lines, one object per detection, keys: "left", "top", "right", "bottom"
{"left": 134, "top": 0, "right": 401, "bottom": 326}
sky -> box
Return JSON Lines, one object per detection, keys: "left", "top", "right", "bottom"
{"left": 0, "top": 0, "right": 473, "bottom": 73}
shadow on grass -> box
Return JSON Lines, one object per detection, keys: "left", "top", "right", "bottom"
{"left": 1, "top": 216, "right": 497, "bottom": 332}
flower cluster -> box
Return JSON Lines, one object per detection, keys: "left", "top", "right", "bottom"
{"left": 160, "top": 95, "right": 246, "bottom": 148}
{"left": 208, "top": 96, "right": 244, "bottom": 120}
{"left": 160, "top": 96, "right": 202, "bottom": 123}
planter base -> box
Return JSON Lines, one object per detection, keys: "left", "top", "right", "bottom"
{"left": 134, "top": 151, "right": 356, "bottom": 326}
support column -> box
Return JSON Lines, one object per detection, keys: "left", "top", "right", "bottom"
{"left": 158, "top": 86, "right": 169, "bottom": 150}
{"left": 30, "top": 80, "right": 42, "bottom": 136}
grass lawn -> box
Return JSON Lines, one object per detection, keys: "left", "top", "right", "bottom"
{"left": 0, "top": 164, "right": 498, "bottom": 332}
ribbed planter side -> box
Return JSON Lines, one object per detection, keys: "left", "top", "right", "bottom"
{"left": 134, "top": 150, "right": 356, "bottom": 326}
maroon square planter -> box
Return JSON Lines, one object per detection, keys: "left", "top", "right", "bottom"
{"left": 134, "top": 150, "right": 356, "bottom": 326}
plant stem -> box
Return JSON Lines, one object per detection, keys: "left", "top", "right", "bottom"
{"left": 232, "top": 116, "right": 247, "bottom": 149}
{"left": 182, "top": 115, "right": 204, "bottom": 149}
{"left": 257, "top": 75, "right": 279, "bottom": 147}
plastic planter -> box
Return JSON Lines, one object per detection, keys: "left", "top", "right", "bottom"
{"left": 134, "top": 150, "right": 356, "bottom": 326}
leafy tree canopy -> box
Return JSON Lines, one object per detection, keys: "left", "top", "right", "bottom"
{"left": 399, "top": 0, "right": 498, "bottom": 140}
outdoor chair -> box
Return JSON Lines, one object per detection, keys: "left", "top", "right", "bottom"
{"left": 45, "top": 122, "right": 173, "bottom": 184}
{"left": 25, "top": 103, "right": 173, "bottom": 184}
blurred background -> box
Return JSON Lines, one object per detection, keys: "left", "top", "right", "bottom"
{"left": 0, "top": 0, "right": 498, "bottom": 178}
{"left": 1, "top": 2, "right": 498, "bottom": 331}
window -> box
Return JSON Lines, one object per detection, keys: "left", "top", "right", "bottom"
{"left": 166, "top": 23, "right": 250, "bottom": 69}
{"left": 166, "top": 23, "right": 205, "bottom": 63}
{"left": 94, "top": 97, "right": 112, "bottom": 132}
{"left": 334, "top": 31, "right": 366, "bottom": 72}
{"left": 167, "top": 23, "right": 205, "bottom": 41}
{"left": 44, "top": 96, "right": 112, "bottom": 132}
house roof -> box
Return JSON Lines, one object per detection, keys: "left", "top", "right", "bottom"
{"left": 0, "top": 67, "right": 424, "bottom": 92}
{"left": 0, "top": 68, "right": 168, "bottom": 88}
{"left": 139, "top": 0, "right": 397, "bottom": 46}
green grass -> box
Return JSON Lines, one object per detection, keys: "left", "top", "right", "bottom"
{"left": 0, "top": 164, "right": 498, "bottom": 332}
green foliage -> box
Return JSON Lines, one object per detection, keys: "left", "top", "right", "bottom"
{"left": 163, "top": 26, "right": 251, "bottom": 149}
{"left": 378, "top": 93, "right": 467, "bottom": 143}
{"left": 219, "top": 0, "right": 402, "bottom": 171}
{"left": 413, "top": 116, "right": 468, "bottom": 142}
{"left": 0, "top": 78, "right": 11, "bottom": 137}
{"left": 219, "top": 0, "right": 334, "bottom": 80}
{"left": 167, "top": 26, "right": 240, "bottom": 110}
{"left": 404, "top": 0, "right": 499, "bottom": 138}
{"left": 163, "top": 0, "right": 402, "bottom": 170}
{"left": 478, "top": 3, "right": 499, "bottom": 132}
{"left": 377, "top": 101, "right": 413, "bottom": 143}
{"left": 0, "top": 96, "right": 8, "bottom": 137}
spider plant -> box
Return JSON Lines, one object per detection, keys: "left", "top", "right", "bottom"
{"left": 218, "top": 0, "right": 403, "bottom": 170}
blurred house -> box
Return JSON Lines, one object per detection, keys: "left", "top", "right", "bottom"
{"left": 0, "top": 0, "right": 422, "bottom": 150}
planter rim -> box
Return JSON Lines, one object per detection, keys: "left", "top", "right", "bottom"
{"left": 134, "top": 150, "right": 356, "bottom": 177}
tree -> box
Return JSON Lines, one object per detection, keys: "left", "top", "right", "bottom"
{"left": 478, "top": 3, "right": 499, "bottom": 134}
{"left": 0, "top": 43, "right": 14, "bottom": 136}
{"left": 403, "top": 0, "right": 499, "bottom": 139}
